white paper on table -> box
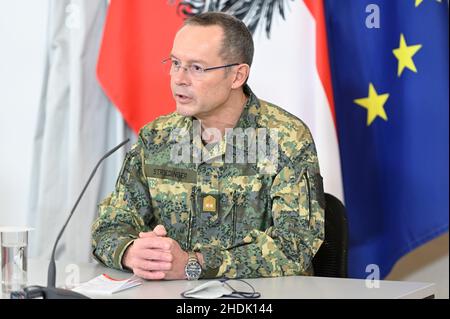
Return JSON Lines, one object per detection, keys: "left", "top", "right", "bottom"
{"left": 72, "top": 273, "right": 142, "bottom": 295}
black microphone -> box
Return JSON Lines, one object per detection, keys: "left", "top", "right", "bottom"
{"left": 11, "top": 139, "right": 130, "bottom": 299}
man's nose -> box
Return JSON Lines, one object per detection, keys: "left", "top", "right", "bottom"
{"left": 173, "top": 67, "right": 191, "bottom": 86}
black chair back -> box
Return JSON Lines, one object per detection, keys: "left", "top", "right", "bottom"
{"left": 312, "top": 193, "right": 348, "bottom": 277}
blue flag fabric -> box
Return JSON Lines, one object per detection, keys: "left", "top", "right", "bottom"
{"left": 324, "top": 0, "right": 449, "bottom": 278}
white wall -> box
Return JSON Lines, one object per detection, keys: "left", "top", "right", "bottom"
{"left": 0, "top": 0, "right": 48, "bottom": 226}
{"left": 0, "top": 0, "right": 448, "bottom": 299}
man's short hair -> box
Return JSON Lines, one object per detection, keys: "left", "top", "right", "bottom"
{"left": 183, "top": 12, "right": 254, "bottom": 67}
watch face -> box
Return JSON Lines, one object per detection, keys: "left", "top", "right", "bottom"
{"left": 185, "top": 261, "right": 202, "bottom": 280}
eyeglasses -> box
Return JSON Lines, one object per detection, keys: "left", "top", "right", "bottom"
{"left": 162, "top": 57, "right": 239, "bottom": 78}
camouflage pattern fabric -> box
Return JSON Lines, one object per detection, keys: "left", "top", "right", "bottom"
{"left": 91, "top": 86, "right": 325, "bottom": 279}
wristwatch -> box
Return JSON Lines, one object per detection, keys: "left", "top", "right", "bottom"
{"left": 185, "top": 251, "right": 202, "bottom": 280}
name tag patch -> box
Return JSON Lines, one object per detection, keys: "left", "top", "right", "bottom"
{"left": 145, "top": 164, "right": 197, "bottom": 183}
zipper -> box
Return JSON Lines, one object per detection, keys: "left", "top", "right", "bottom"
{"left": 304, "top": 169, "right": 312, "bottom": 224}
{"left": 187, "top": 187, "right": 197, "bottom": 251}
{"left": 231, "top": 190, "right": 237, "bottom": 246}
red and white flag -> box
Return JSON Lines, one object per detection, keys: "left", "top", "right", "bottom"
{"left": 97, "top": 0, "right": 343, "bottom": 199}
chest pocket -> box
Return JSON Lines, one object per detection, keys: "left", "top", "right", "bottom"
{"left": 220, "top": 174, "right": 271, "bottom": 245}
{"left": 145, "top": 164, "right": 197, "bottom": 245}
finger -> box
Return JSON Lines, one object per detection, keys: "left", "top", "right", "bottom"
{"left": 138, "top": 237, "right": 172, "bottom": 250}
{"left": 140, "top": 249, "right": 173, "bottom": 262}
{"left": 153, "top": 225, "right": 167, "bottom": 237}
{"left": 135, "top": 259, "right": 173, "bottom": 272}
{"left": 139, "top": 231, "right": 157, "bottom": 238}
{"left": 133, "top": 268, "right": 166, "bottom": 281}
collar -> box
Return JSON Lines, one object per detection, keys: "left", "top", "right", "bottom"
{"left": 170, "top": 85, "right": 261, "bottom": 165}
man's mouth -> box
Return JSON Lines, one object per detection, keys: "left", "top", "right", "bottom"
{"left": 175, "top": 93, "right": 193, "bottom": 104}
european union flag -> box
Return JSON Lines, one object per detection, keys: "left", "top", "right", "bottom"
{"left": 324, "top": 0, "right": 449, "bottom": 278}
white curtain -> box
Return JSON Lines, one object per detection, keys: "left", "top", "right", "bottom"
{"left": 27, "top": 0, "right": 135, "bottom": 263}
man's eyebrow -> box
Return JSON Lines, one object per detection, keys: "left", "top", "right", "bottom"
{"left": 170, "top": 54, "right": 208, "bottom": 64}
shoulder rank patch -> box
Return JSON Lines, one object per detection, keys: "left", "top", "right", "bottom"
{"left": 203, "top": 194, "right": 217, "bottom": 213}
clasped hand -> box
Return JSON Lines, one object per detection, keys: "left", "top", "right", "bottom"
{"left": 122, "top": 225, "right": 189, "bottom": 280}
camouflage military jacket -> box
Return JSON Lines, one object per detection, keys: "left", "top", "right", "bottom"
{"left": 92, "top": 87, "right": 325, "bottom": 279}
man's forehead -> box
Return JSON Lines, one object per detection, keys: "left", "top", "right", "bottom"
{"left": 169, "top": 54, "right": 208, "bottom": 65}
{"left": 176, "top": 24, "right": 224, "bottom": 39}
{"left": 172, "top": 25, "right": 224, "bottom": 62}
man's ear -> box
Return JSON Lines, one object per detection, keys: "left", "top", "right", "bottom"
{"left": 231, "top": 64, "right": 250, "bottom": 89}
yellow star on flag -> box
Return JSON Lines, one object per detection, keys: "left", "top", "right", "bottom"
{"left": 393, "top": 33, "right": 422, "bottom": 77}
{"left": 354, "top": 83, "right": 390, "bottom": 126}
{"left": 416, "top": 0, "right": 444, "bottom": 6}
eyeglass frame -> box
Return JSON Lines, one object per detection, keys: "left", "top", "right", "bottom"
{"left": 162, "top": 57, "right": 241, "bottom": 77}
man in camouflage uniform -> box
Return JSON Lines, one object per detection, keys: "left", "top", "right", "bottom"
{"left": 92, "top": 12, "right": 325, "bottom": 280}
